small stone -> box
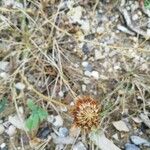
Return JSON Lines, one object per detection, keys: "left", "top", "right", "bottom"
{"left": 15, "top": 82, "right": 25, "bottom": 90}
{"left": 8, "top": 115, "right": 27, "bottom": 131}
{"left": 0, "top": 143, "right": 7, "bottom": 150}
{"left": 73, "top": 142, "right": 87, "bottom": 150}
{"left": 147, "top": 29, "right": 150, "bottom": 35}
{"left": 99, "top": 75, "right": 108, "bottom": 80}
{"left": 114, "top": 65, "right": 121, "bottom": 70}
{"left": 84, "top": 34, "right": 95, "bottom": 40}
{"left": 131, "top": 1, "right": 139, "bottom": 12}
{"left": 82, "top": 62, "right": 88, "bottom": 67}
{"left": 80, "top": 20, "right": 90, "bottom": 34}
{"left": 55, "top": 144, "right": 64, "bottom": 150}
{"left": 82, "top": 43, "right": 90, "bottom": 54}
{"left": 130, "top": 136, "right": 150, "bottom": 147}
{"left": 84, "top": 71, "right": 91, "bottom": 77}
{"left": 0, "top": 72, "right": 9, "bottom": 80}
{"left": 0, "top": 125, "right": 5, "bottom": 134}
{"left": 53, "top": 115, "right": 63, "bottom": 127}
{"left": 112, "top": 133, "right": 119, "bottom": 141}
{"left": 95, "top": 49, "right": 103, "bottom": 60}
{"left": 5, "top": 125, "right": 16, "bottom": 137}
{"left": 51, "top": 133, "right": 74, "bottom": 144}
{"left": 125, "top": 143, "right": 140, "bottom": 150}
{"left": 132, "top": 117, "right": 142, "bottom": 124}
{"left": 84, "top": 64, "right": 93, "bottom": 72}
{"left": 59, "top": 106, "right": 67, "bottom": 112}
{"left": 97, "top": 27, "right": 105, "bottom": 34}
{"left": 140, "top": 113, "right": 150, "bottom": 128}
{"left": 126, "top": 6, "right": 131, "bottom": 11}
{"left": 82, "top": 84, "right": 86, "bottom": 92}
{"left": 117, "top": 24, "right": 135, "bottom": 36}
{"left": 47, "top": 115, "right": 54, "bottom": 123}
{"left": 91, "top": 71, "right": 99, "bottom": 80}
{"left": 58, "top": 127, "right": 69, "bottom": 137}
{"left": 83, "top": 77, "right": 90, "bottom": 84}
{"left": 58, "top": 91, "right": 64, "bottom": 97}
{"left": 113, "top": 120, "right": 129, "bottom": 132}
{"left": 132, "top": 14, "right": 139, "bottom": 21}
{"left": 37, "top": 127, "right": 51, "bottom": 139}
{"left": 0, "top": 61, "right": 9, "bottom": 72}
{"left": 109, "top": 51, "right": 117, "bottom": 57}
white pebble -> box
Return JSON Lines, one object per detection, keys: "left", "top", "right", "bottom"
{"left": 97, "top": 27, "right": 105, "bottom": 34}
{"left": 82, "top": 84, "right": 86, "bottom": 92}
{"left": 81, "top": 20, "right": 90, "bottom": 34}
{"left": 59, "top": 106, "right": 68, "bottom": 112}
{"left": 0, "top": 72, "right": 9, "bottom": 80}
{"left": 147, "top": 29, "right": 150, "bottom": 35}
{"left": 82, "top": 61, "right": 88, "bottom": 67}
{"left": 95, "top": 49, "right": 104, "bottom": 60}
{"left": 91, "top": 71, "right": 99, "bottom": 80}
{"left": 8, "top": 115, "right": 27, "bottom": 131}
{"left": 53, "top": 115, "right": 63, "bottom": 127}
{"left": 58, "top": 91, "right": 64, "bottom": 97}
{"left": 117, "top": 24, "right": 135, "bottom": 35}
{"left": 99, "top": 75, "right": 108, "bottom": 80}
{"left": 0, "top": 124, "right": 5, "bottom": 134}
{"left": 15, "top": 82, "right": 25, "bottom": 90}
{"left": 0, "top": 143, "right": 6, "bottom": 149}
{"left": 0, "top": 61, "right": 9, "bottom": 71}
{"left": 114, "top": 65, "right": 121, "bottom": 70}
{"left": 73, "top": 142, "right": 87, "bottom": 150}
{"left": 83, "top": 77, "right": 91, "bottom": 84}
{"left": 132, "top": 14, "right": 139, "bottom": 21}
{"left": 47, "top": 115, "right": 54, "bottom": 123}
{"left": 84, "top": 71, "right": 91, "bottom": 77}
{"left": 6, "top": 125, "right": 17, "bottom": 136}
{"left": 109, "top": 51, "right": 117, "bottom": 57}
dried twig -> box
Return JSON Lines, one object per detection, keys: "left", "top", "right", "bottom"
{"left": 119, "top": 8, "right": 150, "bottom": 39}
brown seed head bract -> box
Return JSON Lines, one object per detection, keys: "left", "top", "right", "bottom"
{"left": 71, "top": 96, "right": 100, "bottom": 132}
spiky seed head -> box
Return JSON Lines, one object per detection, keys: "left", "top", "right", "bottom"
{"left": 71, "top": 96, "right": 100, "bottom": 132}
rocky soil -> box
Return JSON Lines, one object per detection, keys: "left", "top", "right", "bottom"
{"left": 0, "top": 0, "right": 150, "bottom": 150}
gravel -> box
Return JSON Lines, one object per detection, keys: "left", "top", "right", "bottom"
{"left": 58, "top": 127, "right": 69, "bottom": 137}
{"left": 0, "top": 61, "right": 9, "bottom": 72}
{"left": 0, "top": 125, "right": 5, "bottom": 135}
{"left": 15, "top": 82, "right": 25, "bottom": 90}
{"left": 82, "top": 43, "right": 90, "bottom": 54}
{"left": 37, "top": 127, "right": 52, "bottom": 139}
{"left": 72, "top": 142, "right": 87, "bottom": 150}
{"left": 130, "top": 136, "right": 150, "bottom": 147}
{"left": 53, "top": 115, "right": 63, "bottom": 127}
{"left": 5, "top": 125, "right": 16, "bottom": 137}
{"left": 91, "top": 71, "right": 99, "bottom": 80}
{"left": 125, "top": 143, "right": 140, "bottom": 150}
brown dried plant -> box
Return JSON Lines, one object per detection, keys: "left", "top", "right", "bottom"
{"left": 71, "top": 96, "right": 100, "bottom": 132}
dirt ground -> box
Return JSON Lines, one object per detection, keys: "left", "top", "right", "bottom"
{"left": 0, "top": 0, "right": 150, "bottom": 150}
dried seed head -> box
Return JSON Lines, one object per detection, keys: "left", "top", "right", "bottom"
{"left": 71, "top": 96, "right": 100, "bottom": 132}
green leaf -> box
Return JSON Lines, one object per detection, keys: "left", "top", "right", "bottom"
{"left": 144, "top": 0, "right": 150, "bottom": 9}
{"left": 0, "top": 97, "right": 7, "bottom": 113}
{"left": 26, "top": 113, "right": 39, "bottom": 131}
{"left": 25, "top": 99, "right": 48, "bottom": 131}
{"left": 27, "top": 99, "right": 37, "bottom": 111}
{"left": 38, "top": 108, "right": 48, "bottom": 122}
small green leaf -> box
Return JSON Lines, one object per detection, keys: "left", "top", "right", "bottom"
{"left": 0, "top": 97, "right": 7, "bottom": 113}
{"left": 144, "top": 0, "right": 150, "bottom": 9}
{"left": 27, "top": 99, "right": 37, "bottom": 111}
{"left": 38, "top": 108, "right": 48, "bottom": 122}
{"left": 26, "top": 113, "right": 39, "bottom": 131}
{"left": 25, "top": 99, "right": 48, "bottom": 131}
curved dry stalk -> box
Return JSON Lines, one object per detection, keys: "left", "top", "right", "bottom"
{"left": 20, "top": 72, "right": 66, "bottom": 107}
